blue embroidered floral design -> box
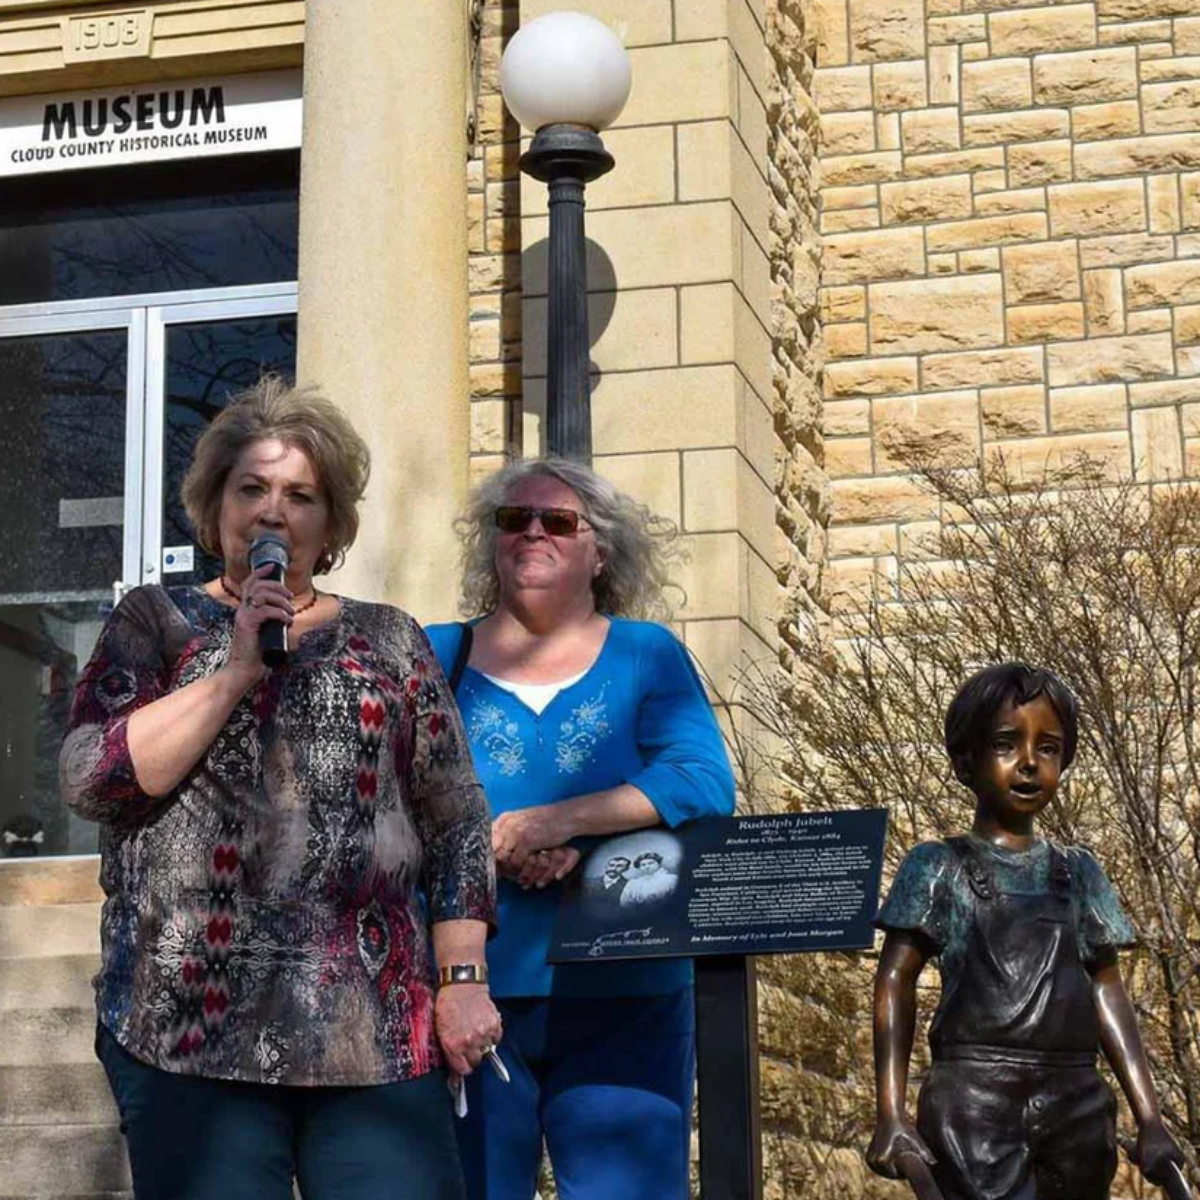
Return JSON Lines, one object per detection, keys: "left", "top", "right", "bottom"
{"left": 556, "top": 686, "right": 610, "bottom": 774}
{"left": 469, "top": 699, "right": 527, "bottom": 777}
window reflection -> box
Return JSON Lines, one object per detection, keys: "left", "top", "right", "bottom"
{"left": 162, "top": 315, "right": 298, "bottom": 586}
{"left": 0, "top": 151, "right": 298, "bottom": 305}
{"left": 0, "top": 332, "right": 126, "bottom": 598}
{"left": 0, "top": 600, "right": 103, "bottom": 857}
{"left": 0, "top": 148, "right": 299, "bottom": 856}
{"left": 0, "top": 330, "right": 128, "bottom": 858}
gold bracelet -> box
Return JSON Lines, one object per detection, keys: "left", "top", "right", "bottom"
{"left": 438, "top": 963, "right": 488, "bottom": 986}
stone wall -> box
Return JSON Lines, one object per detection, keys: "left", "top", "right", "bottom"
{"left": 469, "top": 4, "right": 834, "bottom": 1184}
{"left": 468, "top": 0, "right": 524, "bottom": 488}
{"left": 790, "top": 1, "right": 1200, "bottom": 1193}
{"left": 811, "top": 0, "right": 1200, "bottom": 606}
{"left": 0, "top": 0, "right": 303, "bottom": 94}
{"left": 769, "top": 0, "right": 829, "bottom": 649}
{"left": 758, "top": 2, "right": 877, "bottom": 1194}
{"left": 493, "top": 0, "right": 824, "bottom": 709}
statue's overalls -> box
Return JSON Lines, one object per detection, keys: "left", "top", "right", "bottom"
{"left": 917, "top": 838, "right": 1119, "bottom": 1200}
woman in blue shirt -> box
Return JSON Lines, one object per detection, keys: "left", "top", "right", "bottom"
{"left": 427, "top": 458, "right": 735, "bottom": 1200}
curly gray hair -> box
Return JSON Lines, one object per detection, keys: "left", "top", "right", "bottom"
{"left": 456, "top": 458, "right": 680, "bottom": 620}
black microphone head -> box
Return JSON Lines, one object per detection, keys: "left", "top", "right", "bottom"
{"left": 248, "top": 533, "right": 289, "bottom": 573}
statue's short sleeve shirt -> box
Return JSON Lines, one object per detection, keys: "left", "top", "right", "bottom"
{"left": 875, "top": 836, "right": 1136, "bottom": 997}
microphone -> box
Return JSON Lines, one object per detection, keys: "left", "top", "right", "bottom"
{"left": 248, "top": 533, "right": 289, "bottom": 667}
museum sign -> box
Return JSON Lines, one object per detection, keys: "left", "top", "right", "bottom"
{"left": 0, "top": 69, "right": 302, "bottom": 176}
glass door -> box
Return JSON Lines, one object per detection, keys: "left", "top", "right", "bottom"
{"left": 143, "top": 294, "right": 298, "bottom": 589}
{"left": 0, "top": 286, "right": 296, "bottom": 857}
{"left": 0, "top": 310, "right": 143, "bottom": 855}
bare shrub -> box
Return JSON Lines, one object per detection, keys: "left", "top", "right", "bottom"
{"left": 726, "top": 435, "right": 1200, "bottom": 1181}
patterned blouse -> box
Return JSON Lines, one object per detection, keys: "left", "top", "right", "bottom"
{"left": 60, "top": 586, "right": 495, "bottom": 1087}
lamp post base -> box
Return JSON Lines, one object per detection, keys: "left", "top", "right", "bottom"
{"left": 520, "top": 125, "right": 614, "bottom": 462}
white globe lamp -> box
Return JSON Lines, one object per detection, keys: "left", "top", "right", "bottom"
{"left": 501, "top": 12, "right": 632, "bottom": 462}
{"left": 500, "top": 11, "right": 632, "bottom": 134}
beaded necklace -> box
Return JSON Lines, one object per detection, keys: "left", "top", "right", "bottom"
{"left": 219, "top": 576, "right": 319, "bottom": 614}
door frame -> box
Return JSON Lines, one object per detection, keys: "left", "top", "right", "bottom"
{"left": 141, "top": 289, "right": 298, "bottom": 588}
{"left": 0, "top": 281, "right": 298, "bottom": 598}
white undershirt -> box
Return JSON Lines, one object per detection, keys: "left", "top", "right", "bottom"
{"left": 480, "top": 670, "right": 587, "bottom": 716}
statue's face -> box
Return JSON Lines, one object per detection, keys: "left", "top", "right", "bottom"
{"left": 972, "top": 694, "right": 1063, "bottom": 832}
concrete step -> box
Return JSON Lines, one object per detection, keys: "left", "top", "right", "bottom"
{"left": 0, "top": 904, "right": 100, "bottom": 960}
{"left": 6, "top": 1195, "right": 130, "bottom": 1200}
{"left": 0, "top": 954, "right": 98, "bottom": 1011}
{"left": 0, "top": 1125, "right": 130, "bottom": 1196}
{"left": 0, "top": 1007, "right": 97, "bottom": 1067}
{"left": 0, "top": 1063, "right": 117, "bottom": 1125}
{"left": 0, "top": 859, "right": 104, "bottom": 907}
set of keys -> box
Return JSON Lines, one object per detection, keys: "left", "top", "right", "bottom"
{"left": 450, "top": 1044, "right": 510, "bottom": 1118}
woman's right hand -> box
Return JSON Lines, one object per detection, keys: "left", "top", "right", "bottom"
{"left": 435, "top": 984, "right": 504, "bottom": 1076}
{"left": 866, "top": 1117, "right": 935, "bottom": 1179}
{"left": 224, "top": 565, "right": 295, "bottom": 685}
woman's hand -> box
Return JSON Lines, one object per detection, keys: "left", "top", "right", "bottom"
{"left": 1134, "top": 1117, "right": 1184, "bottom": 1186}
{"left": 435, "top": 984, "right": 503, "bottom": 1076}
{"left": 225, "top": 565, "right": 296, "bottom": 684}
{"left": 866, "top": 1117, "right": 935, "bottom": 1179}
{"left": 120, "top": 568, "right": 300, "bottom": 799}
{"left": 499, "top": 846, "right": 581, "bottom": 890}
{"left": 492, "top": 805, "right": 571, "bottom": 871}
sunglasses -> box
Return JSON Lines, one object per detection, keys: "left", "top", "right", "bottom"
{"left": 494, "top": 506, "right": 593, "bottom": 536}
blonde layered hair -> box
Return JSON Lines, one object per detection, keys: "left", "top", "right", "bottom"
{"left": 456, "top": 458, "right": 680, "bottom": 620}
{"left": 182, "top": 376, "right": 370, "bottom": 575}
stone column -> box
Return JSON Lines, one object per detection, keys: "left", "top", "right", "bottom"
{"left": 297, "top": 0, "right": 471, "bottom": 621}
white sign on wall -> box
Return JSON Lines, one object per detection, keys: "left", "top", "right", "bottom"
{"left": 0, "top": 69, "right": 302, "bottom": 177}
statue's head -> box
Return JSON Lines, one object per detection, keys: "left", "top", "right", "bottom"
{"left": 944, "top": 662, "right": 1079, "bottom": 791}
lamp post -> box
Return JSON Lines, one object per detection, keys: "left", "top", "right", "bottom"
{"left": 500, "top": 11, "right": 632, "bottom": 463}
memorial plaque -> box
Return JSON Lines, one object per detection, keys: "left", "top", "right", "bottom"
{"left": 549, "top": 809, "right": 888, "bottom": 963}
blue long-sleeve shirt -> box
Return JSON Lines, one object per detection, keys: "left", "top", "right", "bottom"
{"left": 428, "top": 617, "right": 736, "bottom": 997}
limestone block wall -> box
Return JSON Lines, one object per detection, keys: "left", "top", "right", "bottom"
{"left": 468, "top": 0, "right": 524, "bottom": 489}
{"left": 811, "top": 0, "right": 1200, "bottom": 605}
{"left": 0, "top": 0, "right": 303, "bottom": 94}
{"left": 471, "top": 0, "right": 829, "bottom": 673}
{"left": 769, "top": 0, "right": 828, "bottom": 647}
{"left": 470, "top": 6, "right": 830, "bottom": 1194}
{"left": 489, "top": 0, "right": 817, "bottom": 702}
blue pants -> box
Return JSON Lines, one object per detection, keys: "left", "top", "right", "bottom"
{"left": 455, "top": 989, "right": 695, "bottom": 1200}
{"left": 97, "top": 1024, "right": 466, "bottom": 1200}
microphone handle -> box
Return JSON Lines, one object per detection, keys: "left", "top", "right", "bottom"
{"left": 258, "top": 561, "right": 288, "bottom": 667}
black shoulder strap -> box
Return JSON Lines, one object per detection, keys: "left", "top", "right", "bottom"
{"left": 946, "top": 835, "right": 995, "bottom": 900}
{"left": 448, "top": 622, "right": 473, "bottom": 695}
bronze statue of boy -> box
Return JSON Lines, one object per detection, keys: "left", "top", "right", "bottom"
{"left": 867, "top": 662, "right": 1186, "bottom": 1199}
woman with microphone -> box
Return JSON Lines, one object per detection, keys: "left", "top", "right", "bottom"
{"left": 59, "top": 377, "right": 498, "bottom": 1200}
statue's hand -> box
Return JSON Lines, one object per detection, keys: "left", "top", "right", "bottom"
{"left": 866, "top": 1118, "right": 935, "bottom": 1179}
{"left": 1135, "top": 1118, "right": 1184, "bottom": 1186}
